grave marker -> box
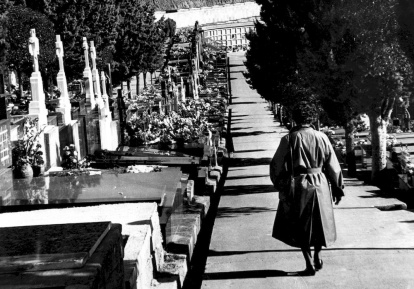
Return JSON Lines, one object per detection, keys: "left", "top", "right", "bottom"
{"left": 82, "top": 38, "right": 95, "bottom": 108}
{"left": 90, "top": 41, "right": 103, "bottom": 109}
{"left": 55, "top": 35, "right": 72, "bottom": 125}
{"left": 28, "top": 29, "right": 48, "bottom": 127}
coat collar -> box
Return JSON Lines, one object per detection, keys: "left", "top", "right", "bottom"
{"left": 289, "top": 124, "right": 315, "bottom": 133}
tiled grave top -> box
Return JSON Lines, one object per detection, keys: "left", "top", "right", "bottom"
{"left": 0, "top": 167, "right": 182, "bottom": 209}
{"left": 0, "top": 222, "right": 111, "bottom": 273}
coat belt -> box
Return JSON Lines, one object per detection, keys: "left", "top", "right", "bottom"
{"left": 293, "top": 167, "right": 322, "bottom": 177}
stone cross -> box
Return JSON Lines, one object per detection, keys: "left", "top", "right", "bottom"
{"left": 56, "top": 35, "right": 65, "bottom": 72}
{"left": 90, "top": 41, "right": 97, "bottom": 70}
{"left": 90, "top": 41, "right": 103, "bottom": 108}
{"left": 82, "top": 37, "right": 90, "bottom": 69}
{"left": 28, "top": 29, "right": 47, "bottom": 128}
{"left": 100, "top": 71, "right": 111, "bottom": 120}
{"left": 28, "top": 29, "right": 40, "bottom": 72}
{"left": 55, "top": 35, "right": 71, "bottom": 125}
{"left": 82, "top": 37, "right": 95, "bottom": 108}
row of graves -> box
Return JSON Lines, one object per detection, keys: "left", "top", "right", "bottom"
{"left": 0, "top": 24, "right": 232, "bottom": 289}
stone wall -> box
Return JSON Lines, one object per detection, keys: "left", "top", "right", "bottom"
{"left": 154, "top": 2, "right": 261, "bottom": 28}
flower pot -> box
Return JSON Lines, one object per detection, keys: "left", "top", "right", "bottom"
{"left": 13, "top": 163, "right": 34, "bottom": 179}
{"left": 32, "top": 165, "right": 45, "bottom": 177}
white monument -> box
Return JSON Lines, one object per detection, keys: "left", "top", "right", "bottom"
{"left": 28, "top": 29, "right": 48, "bottom": 127}
{"left": 82, "top": 37, "right": 95, "bottom": 108}
{"left": 55, "top": 35, "right": 71, "bottom": 125}
{"left": 180, "top": 77, "right": 185, "bottom": 102}
{"left": 100, "top": 71, "right": 111, "bottom": 120}
{"left": 192, "top": 59, "right": 199, "bottom": 100}
{"left": 90, "top": 41, "right": 103, "bottom": 109}
{"left": 99, "top": 71, "right": 118, "bottom": 150}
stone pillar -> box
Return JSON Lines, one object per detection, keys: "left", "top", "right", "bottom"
{"left": 82, "top": 37, "right": 95, "bottom": 108}
{"left": 180, "top": 77, "right": 185, "bottom": 102}
{"left": 28, "top": 29, "right": 48, "bottom": 128}
{"left": 173, "top": 84, "right": 179, "bottom": 111}
{"left": 55, "top": 35, "right": 72, "bottom": 125}
{"left": 100, "top": 71, "right": 111, "bottom": 120}
{"left": 90, "top": 41, "right": 103, "bottom": 109}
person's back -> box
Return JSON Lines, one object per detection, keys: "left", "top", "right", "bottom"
{"left": 269, "top": 101, "right": 344, "bottom": 276}
{"left": 289, "top": 126, "right": 334, "bottom": 171}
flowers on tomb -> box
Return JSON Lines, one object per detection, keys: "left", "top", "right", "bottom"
{"left": 170, "top": 46, "right": 191, "bottom": 59}
{"left": 61, "top": 144, "right": 91, "bottom": 170}
{"left": 126, "top": 165, "right": 163, "bottom": 173}
{"left": 124, "top": 99, "right": 220, "bottom": 146}
{"left": 398, "top": 145, "right": 412, "bottom": 173}
{"left": 12, "top": 118, "right": 45, "bottom": 168}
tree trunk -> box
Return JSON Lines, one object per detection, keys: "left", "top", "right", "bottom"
{"left": 143, "top": 71, "right": 147, "bottom": 88}
{"left": 345, "top": 121, "right": 356, "bottom": 177}
{"left": 369, "top": 113, "right": 388, "bottom": 183}
{"left": 17, "top": 71, "right": 23, "bottom": 102}
{"left": 127, "top": 79, "right": 131, "bottom": 99}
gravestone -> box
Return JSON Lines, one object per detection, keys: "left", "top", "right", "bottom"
{"left": 28, "top": 29, "right": 48, "bottom": 128}
{"left": 86, "top": 109, "right": 101, "bottom": 154}
{"left": 44, "top": 125, "right": 61, "bottom": 170}
{"left": 82, "top": 38, "right": 95, "bottom": 108}
{"left": 99, "top": 71, "right": 118, "bottom": 150}
{"left": 0, "top": 222, "right": 111, "bottom": 273}
{"left": 54, "top": 35, "right": 72, "bottom": 125}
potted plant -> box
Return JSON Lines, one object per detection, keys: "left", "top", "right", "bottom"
{"left": 12, "top": 118, "right": 45, "bottom": 179}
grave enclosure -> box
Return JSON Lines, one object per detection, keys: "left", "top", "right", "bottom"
{"left": 0, "top": 21, "right": 232, "bottom": 289}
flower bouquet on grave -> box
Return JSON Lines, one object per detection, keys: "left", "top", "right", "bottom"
{"left": 12, "top": 118, "right": 45, "bottom": 179}
{"left": 60, "top": 144, "right": 91, "bottom": 175}
{"left": 398, "top": 145, "right": 411, "bottom": 174}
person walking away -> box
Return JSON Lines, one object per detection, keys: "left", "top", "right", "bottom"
{"left": 269, "top": 102, "right": 345, "bottom": 276}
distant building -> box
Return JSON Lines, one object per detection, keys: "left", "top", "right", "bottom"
{"left": 201, "top": 18, "right": 256, "bottom": 51}
{"left": 155, "top": 2, "right": 260, "bottom": 28}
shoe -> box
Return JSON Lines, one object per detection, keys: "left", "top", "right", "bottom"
{"left": 299, "top": 265, "right": 316, "bottom": 276}
{"left": 315, "top": 259, "right": 323, "bottom": 271}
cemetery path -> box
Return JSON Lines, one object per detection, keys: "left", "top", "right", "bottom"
{"left": 198, "top": 52, "right": 414, "bottom": 289}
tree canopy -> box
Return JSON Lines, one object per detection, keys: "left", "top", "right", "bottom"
{"left": 112, "top": 1, "right": 166, "bottom": 86}
{"left": 0, "top": 0, "right": 11, "bottom": 67}
{"left": 23, "top": 0, "right": 120, "bottom": 81}
{"left": 6, "top": 5, "right": 55, "bottom": 84}
{"left": 245, "top": 0, "right": 414, "bottom": 181}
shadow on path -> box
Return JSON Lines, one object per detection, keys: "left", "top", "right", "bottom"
{"left": 225, "top": 174, "right": 270, "bottom": 180}
{"left": 222, "top": 185, "right": 276, "bottom": 196}
{"left": 232, "top": 131, "right": 276, "bottom": 138}
{"left": 203, "top": 269, "right": 289, "bottom": 280}
{"left": 235, "top": 149, "right": 267, "bottom": 153}
{"left": 216, "top": 206, "right": 275, "bottom": 218}
{"left": 228, "top": 157, "right": 272, "bottom": 167}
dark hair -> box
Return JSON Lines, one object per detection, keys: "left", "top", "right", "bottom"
{"left": 291, "top": 101, "right": 318, "bottom": 125}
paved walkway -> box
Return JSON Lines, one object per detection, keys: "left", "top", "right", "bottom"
{"left": 201, "top": 53, "right": 414, "bottom": 289}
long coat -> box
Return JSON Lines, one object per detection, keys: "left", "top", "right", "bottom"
{"left": 270, "top": 125, "right": 344, "bottom": 248}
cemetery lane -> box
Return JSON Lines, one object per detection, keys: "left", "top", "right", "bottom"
{"left": 200, "top": 52, "right": 414, "bottom": 289}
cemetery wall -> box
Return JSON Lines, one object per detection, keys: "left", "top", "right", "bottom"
{"left": 154, "top": 2, "right": 260, "bottom": 28}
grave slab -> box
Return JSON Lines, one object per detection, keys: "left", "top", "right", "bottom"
{"left": 0, "top": 223, "right": 124, "bottom": 289}
{"left": 0, "top": 222, "right": 111, "bottom": 273}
